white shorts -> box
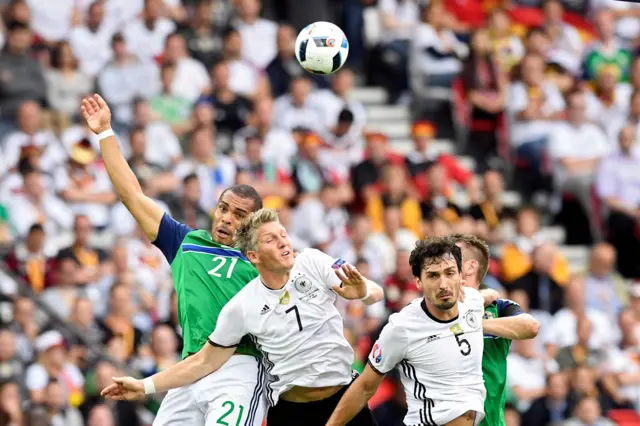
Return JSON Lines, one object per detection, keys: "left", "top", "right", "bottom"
{"left": 153, "top": 355, "right": 267, "bottom": 426}
{"left": 407, "top": 398, "right": 484, "bottom": 426}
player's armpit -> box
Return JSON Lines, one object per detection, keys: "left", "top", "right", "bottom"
{"left": 482, "top": 314, "right": 539, "bottom": 340}
{"left": 325, "top": 365, "right": 384, "bottom": 426}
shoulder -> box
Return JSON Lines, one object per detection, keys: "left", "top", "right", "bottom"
{"left": 463, "top": 287, "right": 483, "bottom": 304}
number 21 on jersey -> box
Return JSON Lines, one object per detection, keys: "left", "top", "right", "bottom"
{"left": 208, "top": 256, "right": 238, "bottom": 278}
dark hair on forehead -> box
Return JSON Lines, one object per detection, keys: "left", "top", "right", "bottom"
{"left": 409, "top": 237, "right": 462, "bottom": 278}
{"left": 219, "top": 185, "right": 262, "bottom": 212}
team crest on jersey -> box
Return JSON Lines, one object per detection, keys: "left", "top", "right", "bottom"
{"left": 372, "top": 343, "right": 383, "bottom": 364}
{"left": 294, "top": 276, "right": 313, "bottom": 294}
{"left": 466, "top": 312, "right": 479, "bottom": 329}
{"left": 483, "top": 311, "right": 494, "bottom": 320}
{"left": 279, "top": 290, "right": 291, "bottom": 305}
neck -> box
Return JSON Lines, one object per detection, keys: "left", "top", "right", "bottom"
{"left": 464, "top": 279, "right": 479, "bottom": 291}
{"left": 423, "top": 298, "right": 459, "bottom": 322}
{"left": 258, "top": 267, "right": 290, "bottom": 290}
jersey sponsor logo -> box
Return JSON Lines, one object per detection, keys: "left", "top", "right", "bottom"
{"left": 465, "top": 312, "right": 479, "bottom": 329}
{"left": 278, "top": 290, "right": 291, "bottom": 305}
{"left": 449, "top": 323, "right": 464, "bottom": 335}
{"left": 260, "top": 305, "right": 271, "bottom": 315}
{"left": 293, "top": 276, "right": 313, "bottom": 294}
{"left": 331, "top": 259, "right": 346, "bottom": 270}
{"left": 372, "top": 343, "right": 383, "bottom": 364}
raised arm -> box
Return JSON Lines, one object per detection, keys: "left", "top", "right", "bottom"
{"left": 80, "top": 95, "right": 164, "bottom": 241}
{"left": 101, "top": 343, "right": 235, "bottom": 400}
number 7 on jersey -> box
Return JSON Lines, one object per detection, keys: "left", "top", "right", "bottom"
{"left": 286, "top": 305, "right": 303, "bottom": 331}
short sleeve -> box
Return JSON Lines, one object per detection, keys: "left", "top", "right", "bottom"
{"left": 368, "top": 317, "right": 408, "bottom": 375}
{"left": 496, "top": 299, "right": 524, "bottom": 317}
{"left": 463, "top": 287, "right": 484, "bottom": 310}
{"left": 303, "top": 248, "right": 344, "bottom": 290}
{"left": 208, "top": 294, "right": 247, "bottom": 348}
{"left": 152, "top": 213, "right": 193, "bottom": 264}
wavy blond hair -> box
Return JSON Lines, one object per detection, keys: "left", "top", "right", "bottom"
{"left": 235, "top": 208, "right": 280, "bottom": 256}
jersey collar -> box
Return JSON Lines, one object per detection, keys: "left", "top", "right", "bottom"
{"left": 421, "top": 299, "right": 459, "bottom": 324}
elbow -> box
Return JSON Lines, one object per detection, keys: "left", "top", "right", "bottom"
{"left": 516, "top": 316, "right": 540, "bottom": 340}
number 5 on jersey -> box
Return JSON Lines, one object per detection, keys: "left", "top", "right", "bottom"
{"left": 208, "top": 256, "right": 238, "bottom": 278}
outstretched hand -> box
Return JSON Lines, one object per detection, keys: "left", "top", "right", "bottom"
{"left": 81, "top": 94, "right": 112, "bottom": 134}
{"left": 100, "top": 376, "right": 146, "bottom": 401}
{"left": 332, "top": 264, "right": 368, "bottom": 300}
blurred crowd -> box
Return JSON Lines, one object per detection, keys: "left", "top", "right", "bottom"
{"left": 0, "top": 0, "right": 638, "bottom": 425}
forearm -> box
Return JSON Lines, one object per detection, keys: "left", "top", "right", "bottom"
{"left": 326, "top": 378, "right": 376, "bottom": 426}
{"left": 483, "top": 314, "right": 539, "bottom": 340}
{"left": 100, "top": 136, "right": 144, "bottom": 203}
{"left": 362, "top": 280, "right": 384, "bottom": 305}
{"left": 148, "top": 349, "right": 217, "bottom": 393}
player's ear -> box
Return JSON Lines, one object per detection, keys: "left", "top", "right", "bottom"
{"left": 414, "top": 276, "right": 423, "bottom": 291}
{"left": 247, "top": 250, "right": 259, "bottom": 264}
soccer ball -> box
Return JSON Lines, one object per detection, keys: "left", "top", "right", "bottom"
{"left": 295, "top": 21, "right": 349, "bottom": 75}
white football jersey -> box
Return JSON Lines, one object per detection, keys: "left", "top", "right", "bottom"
{"left": 208, "top": 248, "right": 355, "bottom": 406}
{"left": 368, "top": 287, "right": 486, "bottom": 425}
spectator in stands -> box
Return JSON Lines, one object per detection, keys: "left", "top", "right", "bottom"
{"left": 548, "top": 89, "right": 609, "bottom": 238}
{"left": 606, "top": 85, "right": 640, "bottom": 144}
{"left": 25, "top": 330, "right": 84, "bottom": 406}
{"left": 420, "top": 163, "right": 464, "bottom": 228}
{"left": 165, "top": 173, "right": 211, "bottom": 230}
{"left": 149, "top": 62, "right": 192, "bottom": 134}
{"left": 6, "top": 164, "right": 73, "bottom": 239}
{"left": 582, "top": 243, "right": 626, "bottom": 327}
{"left": 522, "top": 371, "right": 572, "bottom": 426}
{"left": 291, "top": 131, "right": 342, "bottom": 197}
{"left": 3, "top": 101, "right": 67, "bottom": 175}
{"left": 9, "top": 296, "right": 38, "bottom": 363}
{"left": 318, "top": 108, "right": 365, "bottom": 181}
{"left": 273, "top": 76, "right": 323, "bottom": 132}
{"left": 596, "top": 124, "right": 640, "bottom": 278}
{"left": 123, "top": 0, "right": 176, "bottom": 63}
{"left": 126, "top": 126, "right": 177, "bottom": 198}
{"left": 59, "top": 215, "right": 109, "bottom": 286}
{"left": 327, "top": 215, "right": 383, "bottom": 282}
{"left": 0, "top": 380, "right": 23, "bottom": 426}
{"left": 130, "top": 98, "right": 182, "bottom": 170}
{"left": 587, "top": 65, "right": 631, "bottom": 137}
{"left": 546, "top": 278, "right": 615, "bottom": 358}
{"left": 383, "top": 249, "right": 420, "bottom": 313}
{"left": 4, "top": 223, "right": 56, "bottom": 294}
{"left": 45, "top": 41, "right": 93, "bottom": 125}
{"left": 98, "top": 283, "right": 143, "bottom": 358}
{"left": 233, "top": 0, "right": 277, "bottom": 70}
{"left": 312, "top": 68, "right": 365, "bottom": 137}
{"left": 411, "top": 1, "right": 468, "bottom": 88}
{"left": 469, "top": 168, "right": 516, "bottom": 243}
{"left": 179, "top": 0, "right": 223, "bottom": 70}
{"left": 68, "top": 297, "right": 103, "bottom": 348}
{"left": 565, "top": 394, "right": 616, "bottom": 426}
{"left": 487, "top": 8, "right": 524, "bottom": 74}
{"left": 68, "top": 0, "right": 113, "bottom": 78}
{"left": 508, "top": 53, "right": 565, "bottom": 196}
{"left": 542, "top": 0, "right": 583, "bottom": 74}
{"left": 368, "top": 205, "right": 418, "bottom": 276}
{"left": 234, "top": 97, "right": 297, "bottom": 169}
{"left": 366, "top": 163, "right": 422, "bottom": 238}
{"left": 235, "top": 135, "right": 295, "bottom": 201}
{"left": 221, "top": 27, "right": 266, "bottom": 99}
{"left": 162, "top": 32, "right": 210, "bottom": 104}
{"left": 209, "top": 60, "right": 253, "bottom": 138}
{"left": 507, "top": 338, "right": 547, "bottom": 413}
{"left": 567, "top": 366, "right": 617, "bottom": 420}
{"left": 139, "top": 324, "right": 179, "bottom": 378}
{"left": 40, "top": 252, "right": 81, "bottom": 320}
{"left": 268, "top": 24, "right": 315, "bottom": 98}
{"left": 97, "top": 33, "right": 160, "bottom": 128}
{"left": 461, "top": 28, "right": 506, "bottom": 172}
{"left": 606, "top": 308, "right": 640, "bottom": 411}
{"left": 80, "top": 361, "right": 140, "bottom": 426}
{"left": 0, "top": 21, "right": 46, "bottom": 127}
{"left": 174, "top": 125, "right": 235, "bottom": 212}
{"left": 0, "top": 328, "right": 23, "bottom": 384}
{"left": 555, "top": 314, "right": 607, "bottom": 371}
{"left": 582, "top": 9, "right": 633, "bottom": 84}
{"left": 45, "top": 379, "right": 84, "bottom": 426}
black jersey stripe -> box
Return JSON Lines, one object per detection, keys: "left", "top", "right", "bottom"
{"left": 244, "top": 359, "right": 265, "bottom": 426}
{"left": 400, "top": 360, "right": 436, "bottom": 426}
{"left": 248, "top": 334, "right": 278, "bottom": 407}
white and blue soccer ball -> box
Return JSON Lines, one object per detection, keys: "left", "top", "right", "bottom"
{"left": 295, "top": 21, "right": 349, "bottom": 75}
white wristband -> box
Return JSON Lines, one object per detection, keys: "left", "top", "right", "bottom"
{"left": 96, "top": 128, "right": 115, "bottom": 141}
{"left": 143, "top": 377, "right": 156, "bottom": 395}
{"left": 359, "top": 285, "right": 371, "bottom": 301}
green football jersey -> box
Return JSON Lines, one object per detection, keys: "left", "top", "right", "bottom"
{"left": 479, "top": 299, "right": 522, "bottom": 426}
{"left": 154, "top": 214, "right": 260, "bottom": 359}
{"left": 583, "top": 47, "right": 633, "bottom": 82}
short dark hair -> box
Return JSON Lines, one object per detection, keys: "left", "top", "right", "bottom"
{"left": 219, "top": 185, "right": 263, "bottom": 212}
{"left": 451, "top": 234, "right": 490, "bottom": 282}
{"left": 409, "top": 237, "right": 462, "bottom": 278}
{"left": 18, "top": 159, "right": 38, "bottom": 177}
{"left": 183, "top": 173, "right": 198, "bottom": 185}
